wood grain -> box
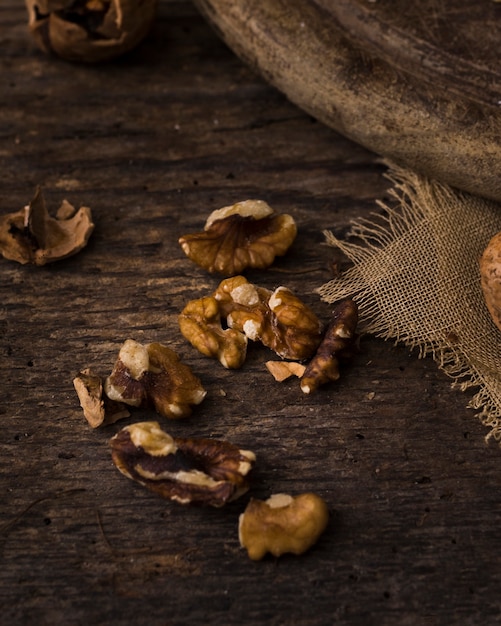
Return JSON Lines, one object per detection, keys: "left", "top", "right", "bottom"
{"left": 0, "top": 2, "right": 500, "bottom": 625}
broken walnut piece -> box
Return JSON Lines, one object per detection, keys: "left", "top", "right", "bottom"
{"left": 25, "top": 0, "right": 158, "bottom": 63}
{"left": 215, "top": 276, "right": 323, "bottom": 361}
{"left": 178, "top": 199, "right": 297, "bottom": 275}
{"left": 0, "top": 187, "right": 94, "bottom": 265}
{"left": 178, "top": 295, "right": 248, "bottom": 369}
{"left": 265, "top": 360, "right": 306, "bottom": 382}
{"left": 300, "top": 298, "right": 359, "bottom": 394}
{"left": 104, "top": 339, "right": 207, "bottom": 419}
{"left": 239, "top": 493, "right": 329, "bottom": 560}
{"left": 73, "top": 368, "right": 130, "bottom": 428}
{"left": 110, "top": 421, "right": 256, "bottom": 507}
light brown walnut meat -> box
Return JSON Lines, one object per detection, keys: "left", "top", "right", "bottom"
{"left": 178, "top": 199, "right": 297, "bottom": 275}
{"left": 300, "top": 298, "right": 358, "bottom": 394}
{"left": 25, "top": 0, "right": 157, "bottom": 63}
{"left": 239, "top": 493, "right": 329, "bottom": 560}
{"left": 178, "top": 295, "right": 248, "bottom": 369}
{"left": 265, "top": 360, "right": 306, "bottom": 382}
{"left": 215, "top": 276, "right": 323, "bottom": 361}
{"left": 0, "top": 187, "right": 94, "bottom": 265}
{"left": 104, "top": 339, "right": 206, "bottom": 419}
{"left": 480, "top": 231, "right": 501, "bottom": 333}
{"left": 110, "top": 421, "right": 256, "bottom": 507}
{"left": 180, "top": 276, "right": 323, "bottom": 366}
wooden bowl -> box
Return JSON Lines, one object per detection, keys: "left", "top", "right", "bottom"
{"left": 195, "top": 0, "right": 501, "bottom": 202}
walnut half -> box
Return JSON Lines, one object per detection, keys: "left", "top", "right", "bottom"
{"left": 178, "top": 200, "right": 297, "bottom": 275}
{"left": 110, "top": 421, "right": 256, "bottom": 507}
{"left": 104, "top": 339, "right": 207, "bottom": 419}
{"left": 239, "top": 493, "right": 329, "bottom": 560}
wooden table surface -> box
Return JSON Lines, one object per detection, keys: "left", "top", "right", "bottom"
{"left": 1, "top": 2, "right": 499, "bottom": 625}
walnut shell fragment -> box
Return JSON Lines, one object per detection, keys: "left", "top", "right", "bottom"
{"left": 25, "top": 0, "right": 157, "bottom": 63}
{"left": 178, "top": 199, "right": 297, "bottom": 275}
{"left": 0, "top": 187, "right": 94, "bottom": 265}
{"left": 480, "top": 231, "right": 501, "bottom": 333}
{"left": 110, "top": 421, "right": 256, "bottom": 507}
{"left": 239, "top": 493, "right": 329, "bottom": 560}
{"left": 104, "top": 339, "right": 207, "bottom": 419}
{"left": 73, "top": 368, "right": 130, "bottom": 428}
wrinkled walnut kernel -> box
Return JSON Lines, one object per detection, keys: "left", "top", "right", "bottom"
{"left": 215, "top": 276, "right": 323, "bottom": 361}
{"left": 239, "top": 492, "right": 329, "bottom": 560}
{"left": 300, "top": 298, "right": 358, "bottom": 394}
{"left": 25, "top": 0, "right": 157, "bottom": 63}
{"left": 178, "top": 295, "right": 248, "bottom": 369}
{"left": 0, "top": 187, "right": 94, "bottom": 265}
{"left": 180, "top": 276, "right": 323, "bottom": 366}
{"left": 110, "top": 421, "right": 256, "bottom": 506}
{"left": 178, "top": 199, "right": 297, "bottom": 275}
{"left": 104, "top": 339, "right": 206, "bottom": 419}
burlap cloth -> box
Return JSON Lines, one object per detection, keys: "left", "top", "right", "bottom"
{"left": 318, "top": 164, "right": 501, "bottom": 444}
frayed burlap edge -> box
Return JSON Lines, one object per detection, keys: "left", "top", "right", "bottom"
{"left": 318, "top": 164, "right": 501, "bottom": 445}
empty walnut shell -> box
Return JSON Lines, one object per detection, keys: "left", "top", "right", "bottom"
{"left": 110, "top": 421, "right": 256, "bottom": 506}
{"left": 25, "top": 0, "right": 158, "bottom": 63}
{"left": 179, "top": 199, "right": 297, "bottom": 275}
{"left": 0, "top": 187, "right": 94, "bottom": 265}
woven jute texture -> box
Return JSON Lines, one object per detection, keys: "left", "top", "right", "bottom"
{"left": 319, "top": 165, "right": 501, "bottom": 444}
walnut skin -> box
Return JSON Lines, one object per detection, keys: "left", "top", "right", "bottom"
{"left": 480, "top": 231, "right": 501, "bottom": 333}
{"left": 178, "top": 199, "right": 297, "bottom": 275}
{"left": 239, "top": 493, "right": 329, "bottom": 560}
{"left": 26, "top": 0, "right": 157, "bottom": 63}
{"left": 110, "top": 421, "right": 256, "bottom": 507}
{"left": 104, "top": 339, "right": 206, "bottom": 419}
{"left": 300, "top": 298, "right": 359, "bottom": 394}
{"left": 0, "top": 187, "right": 94, "bottom": 265}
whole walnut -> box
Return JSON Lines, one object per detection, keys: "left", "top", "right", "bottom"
{"left": 25, "top": 0, "right": 157, "bottom": 63}
{"left": 480, "top": 231, "right": 501, "bottom": 333}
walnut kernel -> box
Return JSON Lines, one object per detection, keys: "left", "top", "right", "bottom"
{"left": 216, "top": 277, "right": 323, "bottom": 361}
{"left": 110, "top": 421, "right": 256, "bottom": 506}
{"left": 178, "top": 199, "right": 297, "bottom": 275}
{"left": 178, "top": 295, "right": 248, "bottom": 369}
{"left": 239, "top": 493, "right": 329, "bottom": 560}
{"left": 104, "top": 339, "right": 206, "bottom": 419}
{"left": 300, "top": 298, "right": 359, "bottom": 394}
